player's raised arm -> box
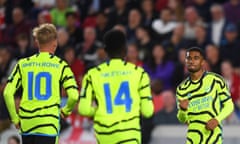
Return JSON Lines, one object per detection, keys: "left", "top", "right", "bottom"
{"left": 4, "top": 63, "right": 21, "bottom": 125}
{"left": 139, "top": 70, "right": 153, "bottom": 118}
{"left": 78, "top": 72, "right": 96, "bottom": 117}
{"left": 60, "top": 63, "right": 79, "bottom": 117}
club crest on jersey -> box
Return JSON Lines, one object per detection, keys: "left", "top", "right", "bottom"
{"left": 205, "top": 86, "right": 211, "bottom": 92}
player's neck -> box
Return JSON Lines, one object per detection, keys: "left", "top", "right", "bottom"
{"left": 190, "top": 69, "right": 205, "bottom": 81}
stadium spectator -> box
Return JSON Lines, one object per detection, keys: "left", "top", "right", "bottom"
{"left": 208, "top": 4, "right": 228, "bottom": 46}
{"left": 220, "top": 23, "right": 240, "bottom": 68}
{"left": 107, "top": 0, "right": 129, "bottom": 28}
{"left": 162, "top": 23, "right": 187, "bottom": 61}
{"left": 65, "top": 12, "right": 83, "bottom": 46}
{"left": 15, "top": 34, "right": 36, "bottom": 59}
{"left": 183, "top": 6, "right": 202, "bottom": 40}
{"left": 50, "top": 0, "right": 73, "bottom": 27}
{"left": 205, "top": 44, "right": 222, "bottom": 74}
{"left": 95, "top": 11, "right": 110, "bottom": 42}
{"left": 126, "top": 8, "right": 142, "bottom": 43}
{"left": 167, "top": 0, "right": 185, "bottom": 22}
{"left": 192, "top": 0, "right": 212, "bottom": 22}
{"left": 143, "top": 44, "right": 175, "bottom": 90}
{"left": 37, "top": 10, "right": 52, "bottom": 25}
{"left": 172, "top": 48, "right": 188, "bottom": 88}
{"left": 154, "top": 90, "right": 179, "bottom": 125}
{"left": 140, "top": 0, "right": 157, "bottom": 29}
{"left": 135, "top": 26, "right": 154, "bottom": 62}
{"left": 126, "top": 43, "right": 143, "bottom": 66}
{"left": 192, "top": 23, "right": 210, "bottom": 49}
{"left": 223, "top": 0, "right": 240, "bottom": 24}
{"left": 77, "top": 26, "right": 102, "bottom": 70}
{"left": 152, "top": 8, "right": 177, "bottom": 42}
{"left": 3, "top": 7, "right": 32, "bottom": 47}
{"left": 55, "top": 28, "right": 71, "bottom": 58}
{"left": 63, "top": 46, "right": 85, "bottom": 89}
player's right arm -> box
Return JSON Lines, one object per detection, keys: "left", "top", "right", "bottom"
{"left": 78, "top": 73, "right": 96, "bottom": 117}
{"left": 139, "top": 71, "right": 153, "bottom": 118}
{"left": 3, "top": 63, "right": 21, "bottom": 125}
{"left": 61, "top": 64, "right": 79, "bottom": 116}
{"left": 176, "top": 89, "right": 189, "bottom": 123}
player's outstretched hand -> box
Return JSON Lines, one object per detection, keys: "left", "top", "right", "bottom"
{"left": 206, "top": 118, "right": 219, "bottom": 130}
{"left": 179, "top": 99, "right": 189, "bottom": 111}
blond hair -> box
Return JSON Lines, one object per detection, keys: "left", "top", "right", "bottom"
{"left": 33, "top": 23, "right": 57, "bottom": 45}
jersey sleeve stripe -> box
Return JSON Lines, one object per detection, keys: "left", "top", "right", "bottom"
{"left": 138, "top": 84, "right": 150, "bottom": 91}
{"left": 141, "top": 97, "right": 152, "bottom": 100}
{"left": 187, "top": 137, "right": 194, "bottom": 144}
{"left": 188, "top": 111, "right": 215, "bottom": 118}
{"left": 212, "top": 134, "right": 222, "bottom": 144}
{"left": 221, "top": 97, "right": 231, "bottom": 103}
{"left": 7, "top": 64, "right": 20, "bottom": 83}
{"left": 19, "top": 103, "right": 60, "bottom": 113}
{"left": 16, "top": 78, "right": 21, "bottom": 88}
{"left": 65, "top": 85, "right": 78, "bottom": 91}
{"left": 80, "top": 80, "right": 90, "bottom": 98}
{"left": 206, "top": 130, "right": 214, "bottom": 144}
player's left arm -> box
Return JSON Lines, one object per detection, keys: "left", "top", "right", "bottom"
{"left": 61, "top": 65, "right": 79, "bottom": 116}
{"left": 3, "top": 63, "right": 21, "bottom": 125}
{"left": 139, "top": 71, "right": 153, "bottom": 118}
{"left": 215, "top": 77, "right": 234, "bottom": 123}
{"left": 78, "top": 73, "right": 96, "bottom": 117}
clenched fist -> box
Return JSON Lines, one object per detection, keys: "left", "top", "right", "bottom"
{"left": 179, "top": 99, "right": 189, "bottom": 111}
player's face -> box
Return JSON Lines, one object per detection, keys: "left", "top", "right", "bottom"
{"left": 185, "top": 51, "right": 204, "bottom": 73}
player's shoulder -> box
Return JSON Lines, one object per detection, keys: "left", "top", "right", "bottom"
{"left": 176, "top": 77, "right": 191, "bottom": 91}
{"left": 205, "top": 71, "right": 225, "bottom": 81}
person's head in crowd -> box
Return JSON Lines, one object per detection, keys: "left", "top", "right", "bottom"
{"left": 38, "top": 10, "right": 52, "bottom": 25}
{"left": 64, "top": 46, "right": 76, "bottom": 65}
{"left": 230, "top": 0, "right": 239, "bottom": 6}
{"left": 66, "top": 11, "right": 78, "bottom": 28}
{"left": 151, "top": 44, "right": 166, "bottom": 66}
{"left": 96, "top": 11, "right": 108, "bottom": 28}
{"left": 167, "top": 0, "right": 184, "bottom": 22}
{"left": 96, "top": 47, "right": 108, "bottom": 62}
{"left": 103, "top": 30, "right": 127, "bottom": 58}
{"left": 141, "top": 0, "right": 154, "bottom": 15}
{"left": 178, "top": 48, "right": 186, "bottom": 64}
{"left": 161, "top": 90, "right": 176, "bottom": 110}
{"left": 128, "top": 9, "right": 142, "bottom": 29}
{"left": 205, "top": 44, "right": 219, "bottom": 64}
{"left": 136, "top": 26, "right": 150, "bottom": 41}
{"left": 33, "top": 23, "right": 57, "bottom": 53}
{"left": 224, "top": 23, "right": 238, "bottom": 42}
{"left": 115, "top": 0, "right": 127, "bottom": 10}
{"left": 126, "top": 43, "right": 140, "bottom": 64}
{"left": 210, "top": 4, "right": 224, "bottom": 22}
{"left": 173, "top": 23, "right": 185, "bottom": 38}
{"left": 7, "top": 135, "right": 20, "bottom": 144}
{"left": 194, "top": 0, "right": 207, "bottom": 5}
{"left": 113, "top": 24, "right": 126, "bottom": 34}
{"left": 84, "top": 27, "right": 96, "bottom": 43}
{"left": 151, "top": 79, "right": 163, "bottom": 95}
{"left": 57, "top": 28, "right": 69, "bottom": 47}
{"left": 185, "top": 6, "right": 199, "bottom": 25}
{"left": 0, "top": 46, "right": 12, "bottom": 65}
{"left": 194, "top": 24, "right": 207, "bottom": 42}
{"left": 160, "top": 8, "right": 173, "bottom": 23}
{"left": 56, "top": 0, "right": 68, "bottom": 10}
{"left": 12, "top": 7, "right": 24, "bottom": 25}
{"left": 221, "top": 60, "right": 234, "bottom": 79}
{"left": 16, "top": 34, "right": 29, "bottom": 51}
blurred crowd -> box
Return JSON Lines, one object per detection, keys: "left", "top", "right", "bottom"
{"left": 1, "top": 0, "right": 240, "bottom": 143}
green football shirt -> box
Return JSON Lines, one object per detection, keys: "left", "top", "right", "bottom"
{"left": 79, "top": 59, "right": 153, "bottom": 143}
{"left": 4, "top": 52, "right": 79, "bottom": 136}
{"left": 176, "top": 72, "right": 234, "bottom": 144}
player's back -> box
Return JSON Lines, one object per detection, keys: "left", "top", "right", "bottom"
{"left": 18, "top": 52, "right": 68, "bottom": 135}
